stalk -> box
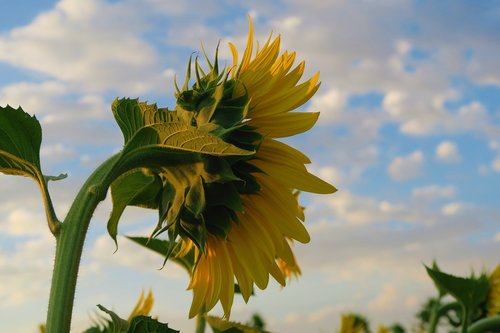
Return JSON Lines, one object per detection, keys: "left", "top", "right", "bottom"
{"left": 460, "top": 305, "right": 470, "bottom": 333}
{"left": 428, "top": 296, "right": 442, "bottom": 333}
{"left": 45, "top": 155, "right": 119, "bottom": 332}
{"left": 195, "top": 307, "right": 207, "bottom": 333}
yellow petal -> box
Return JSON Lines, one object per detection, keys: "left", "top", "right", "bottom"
{"left": 251, "top": 72, "right": 320, "bottom": 118}
{"left": 248, "top": 179, "right": 311, "bottom": 243}
{"left": 249, "top": 112, "right": 320, "bottom": 138}
{"left": 239, "top": 17, "right": 254, "bottom": 74}
{"left": 188, "top": 259, "right": 209, "bottom": 318}
{"left": 257, "top": 138, "right": 311, "bottom": 168}
{"left": 252, "top": 158, "right": 337, "bottom": 194}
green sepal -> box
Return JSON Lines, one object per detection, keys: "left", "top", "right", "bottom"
{"left": 206, "top": 316, "right": 271, "bottom": 333}
{"left": 179, "top": 209, "right": 207, "bottom": 254}
{"left": 210, "top": 86, "right": 249, "bottom": 129}
{"left": 202, "top": 156, "right": 241, "bottom": 182}
{"left": 205, "top": 183, "right": 244, "bottom": 212}
{"left": 108, "top": 170, "right": 162, "bottom": 246}
{"left": 233, "top": 162, "right": 262, "bottom": 194}
{"left": 185, "top": 176, "right": 205, "bottom": 217}
{"left": 204, "top": 206, "right": 234, "bottom": 238}
{"left": 127, "top": 236, "right": 195, "bottom": 273}
{"left": 425, "top": 265, "right": 490, "bottom": 311}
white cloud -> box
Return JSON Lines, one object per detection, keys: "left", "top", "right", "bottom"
{"left": 382, "top": 91, "right": 407, "bottom": 117}
{"left": 368, "top": 284, "right": 398, "bottom": 311}
{"left": 40, "top": 143, "right": 75, "bottom": 161}
{"left": 0, "top": 0, "right": 163, "bottom": 94}
{"left": 90, "top": 235, "right": 186, "bottom": 279}
{"left": 412, "top": 185, "right": 456, "bottom": 201}
{"left": 274, "top": 16, "right": 302, "bottom": 32}
{"left": 0, "top": 236, "right": 54, "bottom": 307}
{"left": 0, "top": 81, "right": 121, "bottom": 148}
{"left": 441, "top": 202, "right": 464, "bottom": 216}
{"left": 307, "top": 306, "right": 340, "bottom": 323}
{"left": 388, "top": 150, "right": 424, "bottom": 181}
{"left": 436, "top": 141, "right": 461, "bottom": 163}
{"left": 0, "top": 208, "right": 47, "bottom": 236}
{"left": 495, "top": 233, "right": 500, "bottom": 242}
{"left": 311, "top": 88, "right": 347, "bottom": 124}
{"left": 492, "top": 157, "right": 500, "bottom": 173}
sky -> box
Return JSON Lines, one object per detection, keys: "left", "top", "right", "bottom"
{"left": 0, "top": 0, "right": 499, "bottom": 332}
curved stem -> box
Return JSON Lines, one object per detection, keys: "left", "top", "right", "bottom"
{"left": 468, "top": 316, "right": 500, "bottom": 333}
{"left": 45, "top": 148, "right": 199, "bottom": 332}
{"left": 46, "top": 155, "right": 119, "bottom": 332}
{"left": 38, "top": 175, "right": 62, "bottom": 235}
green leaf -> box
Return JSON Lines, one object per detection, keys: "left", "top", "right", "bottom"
{"left": 425, "top": 265, "right": 490, "bottom": 311}
{"left": 94, "top": 306, "right": 179, "bottom": 333}
{"left": 122, "top": 122, "right": 254, "bottom": 158}
{"left": 127, "top": 316, "right": 179, "bottom": 333}
{"left": 44, "top": 173, "right": 68, "bottom": 182}
{"left": 108, "top": 170, "right": 163, "bottom": 245}
{"left": 429, "top": 261, "right": 448, "bottom": 297}
{"left": 126, "top": 236, "right": 195, "bottom": 273}
{"left": 112, "top": 98, "right": 178, "bottom": 144}
{"left": 96, "top": 305, "right": 130, "bottom": 333}
{"left": 206, "top": 316, "right": 271, "bottom": 333}
{"left": 0, "top": 105, "right": 43, "bottom": 181}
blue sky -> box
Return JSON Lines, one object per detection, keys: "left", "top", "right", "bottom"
{"left": 0, "top": 0, "right": 499, "bottom": 332}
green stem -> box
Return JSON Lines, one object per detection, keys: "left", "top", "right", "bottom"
{"left": 45, "top": 148, "right": 196, "bottom": 332}
{"left": 428, "top": 296, "right": 442, "bottom": 333}
{"left": 45, "top": 155, "right": 120, "bottom": 333}
{"left": 468, "top": 316, "right": 500, "bottom": 333}
{"left": 195, "top": 307, "right": 206, "bottom": 333}
{"left": 38, "top": 176, "right": 62, "bottom": 235}
{"left": 429, "top": 301, "right": 461, "bottom": 333}
{"left": 461, "top": 305, "right": 470, "bottom": 333}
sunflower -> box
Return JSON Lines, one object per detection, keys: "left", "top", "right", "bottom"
{"left": 167, "top": 18, "right": 336, "bottom": 318}
{"left": 487, "top": 264, "right": 500, "bottom": 317}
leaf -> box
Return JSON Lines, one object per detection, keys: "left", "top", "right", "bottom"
{"left": 206, "top": 316, "right": 271, "bottom": 333}
{"left": 127, "top": 316, "right": 179, "bottom": 333}
{"left": 44, "top": 173, "right": 68, "bottom": 182}
{"left": 96, "top": 305, "right": 130, "bottom": 333}
{"left": 108, "top": 170, "right": 162, "bottom": 245}
{"left": 122, "top": 122, "right": 254, "bottom": 159}
{"left": 94, "top": 306, "right": 179, "bottom": 333}
{"left": 112, "top": 98, "right": 179, "bottom": 144}
{"left": 0, "top": 105, "right": 43, "bottom": 181}
{"left": 425, "top": 265, "right": 490, "bottom": 311}
{"left": 429, "top": 261, "right": 448, "bottom": 297}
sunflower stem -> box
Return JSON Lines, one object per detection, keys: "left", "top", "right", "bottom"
{"left": 195, "top": 308, "right": 206, "bottom": 333}
{"left": 45, "top": 155, "right": 120, "bottom": 332}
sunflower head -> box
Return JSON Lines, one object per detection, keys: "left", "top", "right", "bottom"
{"left": 109, "top": 17, "right": 336, "bottom": 319}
